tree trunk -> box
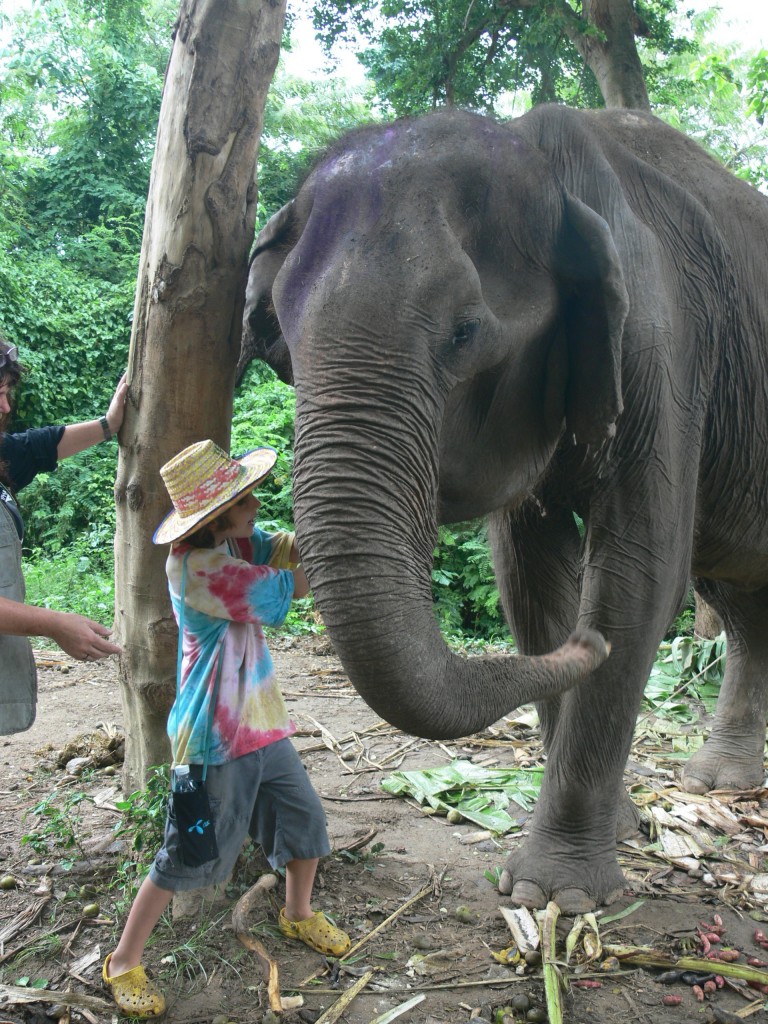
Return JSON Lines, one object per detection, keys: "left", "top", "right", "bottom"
{"left": 559, "top": 0, "right": 651, "bottom": 110}
{"left": 114, "top": 0, "right": 286, "bottom": 791}
{"left": 694, "top": 592, "right": 723, "bottom": 640}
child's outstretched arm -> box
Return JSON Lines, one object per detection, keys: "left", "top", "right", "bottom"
{"left": 292, "top": 565, "right": 309, "bottom": 599}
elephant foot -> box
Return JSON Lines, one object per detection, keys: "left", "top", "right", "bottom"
{"left": 682, "top": 736, "right": 765, "bottom": 795}
{"left": 497, "top": 838, "right": 626, "bottom": 914}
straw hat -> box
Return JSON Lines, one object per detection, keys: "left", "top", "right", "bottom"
{"left": 153, "top": 440, "right": 277, "bottom": 545}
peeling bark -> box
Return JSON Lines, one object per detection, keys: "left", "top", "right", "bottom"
{"left": 114, "top": 0, "right": 286, "bottom": 790}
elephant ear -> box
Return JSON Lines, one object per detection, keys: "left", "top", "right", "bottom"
{"left": 237, "top": 201, "right": 297, "bottom": 386}
{"left": 558, "top": 192, "right": 629, "bottom": 445}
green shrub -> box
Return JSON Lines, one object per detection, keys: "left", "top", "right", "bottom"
{"left": 23, "top": 532, "right": 115, "bottom": 630}
{"left": 432, "top": 523, "right": 509, "bottom": 641}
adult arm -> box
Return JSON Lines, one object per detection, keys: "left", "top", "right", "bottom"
{"left": 56, "top": 372, "right": 128, "bottom": 460}
{"left": 0, "top": 595, "right": 121, "bottom": 660}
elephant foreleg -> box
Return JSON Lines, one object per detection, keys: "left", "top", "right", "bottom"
{"left": 488, "top": 500, "right": 580, "bottom": 749}
{"left": 489, "top": 502, "right": 642, "bottom": 846}
{"left": 492, "top": 485, "right": 691, "bottom": 911}
{"left": 682, "top": 580, "right": 768, "bottom": 794}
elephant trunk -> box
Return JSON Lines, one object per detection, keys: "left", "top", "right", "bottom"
{"left": 292, "top": 388, "right": 608, "bottom": 740}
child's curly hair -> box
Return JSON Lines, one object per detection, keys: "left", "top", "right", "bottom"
{"left": 0, "top": 333, "right": 27, "bottom": 487}
{"left": 0, "top": 333, "right": 25, "bottom": 391}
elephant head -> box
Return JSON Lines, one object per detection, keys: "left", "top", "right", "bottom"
{"left": 242, "top": 111, "right": 625, "bottom": 739}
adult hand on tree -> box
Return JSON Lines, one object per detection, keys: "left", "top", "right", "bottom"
{"left": 105, "top": 372, "right": 128, "bottom": 437}
{"left": 56, "top": 370, "right": 129, "bottom": 459}
{"left": 47, "top": 610, "right": 122, "bottom": 661}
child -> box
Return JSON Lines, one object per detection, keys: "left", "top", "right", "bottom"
{"left": 103, "top": 439, "right": 350, "bottom": 1018}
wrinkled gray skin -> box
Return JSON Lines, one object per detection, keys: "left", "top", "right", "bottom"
{"left": 241, "top": 106, "right": 768, "bottom": 913}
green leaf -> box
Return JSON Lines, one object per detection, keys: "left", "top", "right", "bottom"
{"left": 381, "top": 760, "right": 543, "bottom": 835}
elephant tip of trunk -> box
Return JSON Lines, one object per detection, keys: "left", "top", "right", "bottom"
{"left": 559, "top": 628, "right": 610, "bottom": 673}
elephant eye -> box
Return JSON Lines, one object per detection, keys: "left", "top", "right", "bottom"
{"left": 451, "top": 318, "right": 480, "bottom": 347}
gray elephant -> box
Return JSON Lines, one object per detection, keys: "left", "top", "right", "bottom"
{"left": 241, "top": 105, "right": 768, "bottom": 913}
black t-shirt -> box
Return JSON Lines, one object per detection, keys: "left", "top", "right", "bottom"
{"left": 0, "top": 426, "right": 64, "bottom": 492}
{"left": 0, "top": 426, "right": 65, "bottom": 540}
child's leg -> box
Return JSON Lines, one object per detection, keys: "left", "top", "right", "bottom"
{"left": 107, "top": 876, "right": 174, "bottom": 976}
{"left": 283, "top": 857, "right": 319, "bottom": 921}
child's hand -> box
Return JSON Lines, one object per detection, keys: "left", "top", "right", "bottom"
{"left": 292, "top": 566, "right": 310, "bottom": 599}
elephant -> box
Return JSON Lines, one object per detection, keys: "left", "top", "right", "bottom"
{"left": 240, "top": 105, "right": 768, "bottom": 913}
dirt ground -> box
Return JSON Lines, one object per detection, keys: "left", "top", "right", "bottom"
{"left": 1, "top": 635, "right": 767, "bottom": 1024}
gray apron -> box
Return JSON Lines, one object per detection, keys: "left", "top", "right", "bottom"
{"left": 0, "top": 498, "right": 37, "bottom": 734}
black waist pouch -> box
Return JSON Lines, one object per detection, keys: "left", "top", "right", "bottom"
{"left": 170, "top": 773, "right": 219, "bottom": 867}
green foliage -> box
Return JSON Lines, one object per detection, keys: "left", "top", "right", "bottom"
{"left": 746, "top": 48, "right": 768, "bottom": 124}
{"left": 0, "top": 0, "right": 170, "bottom": 277}
{"left": 650, "top": 9, "right": 767, "bottom": 191}
{"left": 644, "top": 633, "right": 726, "bottom": 720}
{"left": 337, "top": 840, "right": 385, "bottom": 865}
{"left": 22, "top": 529, "right": 115, "bottom": 627}
{"left": 1, "top": 0, "right": 144, "bottom": 573}
{"left": 663, "top": 633, "right": 727, "bottom": 687}
{"left": 232, "top": 361, "right": 298, "bottom": 526}
{"left": 257, "top": 62, "right": 377, "bottom": 225}
{"left": 112, "top": 764, "right": 170, "bottom": 902}
{"left": 381, "top": 760, "right": 543, "bottom": 833}
{"left": 22, "top": 787, "right": 95, "bottom": 866}
{"left": 432, "top": 523, "right": 507, "bottom": 640}
{"left": 20, "top": 765, "right": 169, "bottom": 906}
{"left": 310, "top": 0, "right": 684, "bottom": 116}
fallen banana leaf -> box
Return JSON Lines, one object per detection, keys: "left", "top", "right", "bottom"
{"left": 565, "top": 913, "right": 601, "bottom": 965}
{"left": 538, "top": 902, "right": 564, "bottom": 1024}
{"left": 381, "top": 761, "right": 543, "bottom": 833}
{"left": 605, "top": 944, "right": 768, "bottom": 985}
{"left": 597, "top": 900, "right": 646, "bottom": 926}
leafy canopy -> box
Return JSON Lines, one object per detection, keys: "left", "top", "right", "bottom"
{"left": 309, "top": 0, "right": 689, "bottom": 115}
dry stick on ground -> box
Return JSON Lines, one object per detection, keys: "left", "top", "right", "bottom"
{"left": 344, "top": 875, "right": 439, "bottom": 960}
{"left": 231, "top": 873, "right": 301, "bottom": 1014}
{"left": 332, "top": 827, "right": 379, "bottom": 855}
{"left": 323, "top": 794, "right": 397, "bottom": 802}
{"left": 361, "top": 737, "right": 425, "bottom": 771}
{"left": 302, "top": 714, "right": 344, "bottom": 755}
{"left": 0, "top": 891, "right": 52, "bottom": 951}
{"left": 0, "top": 984, "right": 113, "bottom": 1013}
{"left": 297, "top": 720, "right": 395, "bottom": 755}
{"left": 0, "top": 912, "right": 82, "bottom": 966}
{"left": 300, "top": 978, "right": 538, "bottom": 996}
{"left": 313, "top": 969, "right": 376, "bottom": 1024}
{"left": 298, "top": 875, "right": 438, "bottom": 989}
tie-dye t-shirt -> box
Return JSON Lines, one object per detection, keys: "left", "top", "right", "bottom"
{"left": 165, "top": 527, "right": 297, "bottom": 766}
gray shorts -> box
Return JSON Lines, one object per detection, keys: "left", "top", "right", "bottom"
{"left": 149, "top": 738, "right": 331, "bottom": 892}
